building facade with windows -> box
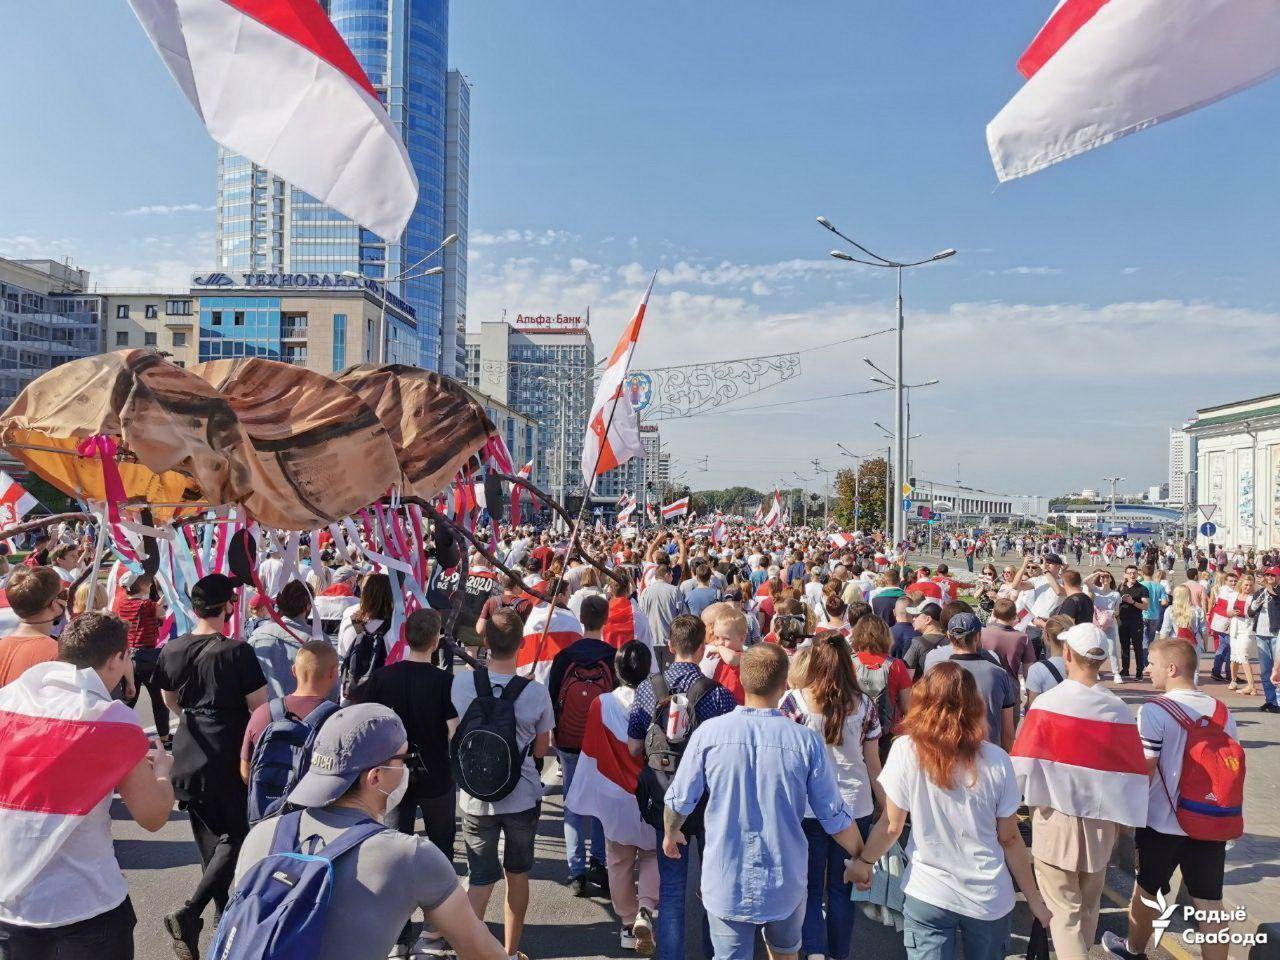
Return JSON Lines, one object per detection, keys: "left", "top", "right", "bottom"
{"left": 1186, "top": 392, "right": 1280, "bottom": 549}
{"left": 464, "top": 385, "right": 536, "bottom": 474}
{"left": 915, "top": 479, "right": 1049, "bottom": 523}
{"left": 214, "top": 0, "right": 464, "bottom": 372}
{"left": 0, "top": 257, "right": 100, "bottom": 411}
{"left": 189, "top": 272, "right": 416, "bottom": 372}
{"left": 1169, "top": 426, "right": 1195, "bottom": 507}
{"left": 441, "top": 70, "right": 470, "bottom": 380}
{"left": 101, "top": 293, "right": 197, "bottom": 365}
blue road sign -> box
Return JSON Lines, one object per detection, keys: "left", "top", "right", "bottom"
{"left": 1200, "top": 522, "right": 1217, "bottom": 537}
{"left": 902, "top": 498, "right": 914, "bottom": 512}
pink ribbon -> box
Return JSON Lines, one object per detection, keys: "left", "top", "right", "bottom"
{"left": 76, "top": 434, "right": 139, "bottom": 564}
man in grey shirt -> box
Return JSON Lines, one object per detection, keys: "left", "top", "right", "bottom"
{"left": 925, "top": 612, "right": 1017, "bottom": 750}
{"left": 233, "top": 703, "right": 505, "bottom": 960}
{"left": 639, "top": 558, "right": 689, "bottom": 664}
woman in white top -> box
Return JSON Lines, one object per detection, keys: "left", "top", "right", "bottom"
{"left": 1228, "top": 574, "right": 1257, "bottom": 694}
{"left": 780, "top": 634, "right": 882, "bottom": 960}
{"left": 1085, "top": 570, "right": 1123, "bottom": 680}
{"left": 847, "top": 662, "right": 1050, "bottom": 960}
{"left": 567, "top": 566, "right": 607, "bottom": 621}
{"left": 337, "top": 572, "right": 395, "bottom": 672}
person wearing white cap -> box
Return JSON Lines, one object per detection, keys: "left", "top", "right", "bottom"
{"left": 232, "top": 703, "right": 507, "bottom": 960}
{"left": 1011, "top": 623, "right": 1146, "bottom": 960}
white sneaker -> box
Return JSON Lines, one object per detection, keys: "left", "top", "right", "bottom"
{"left": 620, "top": 927, "right": 638, "bottom": 950}
{"left": 410, "top": 932, "right": 453, "bottom": 958}
{"left": 632, "top": 907, "right": 654, "bottom": 956}
{"left": 387, "top": 944, "right": 410, "bottom": 959}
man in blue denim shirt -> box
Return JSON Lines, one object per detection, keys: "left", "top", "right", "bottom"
{"left": 627, "top": 615, "right": 737, "bottom": 960}
{"left": 663, "top": 644, "right": 865, "bottom": 960}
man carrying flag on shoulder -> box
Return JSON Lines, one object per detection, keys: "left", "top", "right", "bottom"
{"left": 1011, "top": 623, "right": 1147, "bottom": 960}
{"left": 517, "top": 578, "right": 584, "bottom": 685}
{"left": 0, "top": 612, "right": 176, "bottom": 956}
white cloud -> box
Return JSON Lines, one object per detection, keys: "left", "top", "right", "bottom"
{"left": 1002, "top": 265, "right": 1063, "bottom": 276}
{"left": 1122, "top": 266, "right": 1140, "bottom": 275}
{"left": 470, "top": 228, "right": 578, "bottom": 247}
{"left": 122, "top": 203, "right": 215, "bottom": 216}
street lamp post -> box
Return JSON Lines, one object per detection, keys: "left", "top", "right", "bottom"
{"left": 1103, "top": 476, "right": 1125, "bottom": 523}
{"left": 820, "top": 216, "right": 954, "bottom": 548}
{"left": 794, "top": 473, "right": 810, "bottom": 526}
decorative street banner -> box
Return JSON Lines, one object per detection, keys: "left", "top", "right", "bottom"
{"left": 1238, "top": 448, "right": 1255, "bottom": 544}
{"left": 631, "top": 353, "right": 801, "bottom": 421}
{"left": 1272, "top": 444, "right": 1280, "bottom": 548}
{"left": 1208, "top": 452, "right": 1226, "bottom": 542}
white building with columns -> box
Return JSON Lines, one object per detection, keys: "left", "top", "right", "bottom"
{"left": 1185, "top": 392, "right": 1280, "bottom": 549}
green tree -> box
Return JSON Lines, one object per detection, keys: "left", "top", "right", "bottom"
{"left": 833, "top": 457, "right": 888, "bottom": 532}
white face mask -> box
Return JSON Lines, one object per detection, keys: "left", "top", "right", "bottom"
{"left": 376, "top": 765, "right": 409, "bottom": 811}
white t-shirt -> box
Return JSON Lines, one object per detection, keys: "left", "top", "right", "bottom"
{"left": 878, "top": 736, "right": 1021, "bottom": 921}
{"left": 1027, "top": 574, "right": 1061, "bottom": 621}
{"left": 1025, "top": 657, "right": 1066, "bottom": 696}
{"left": 1138, "top": 689, "right": 1238, "bottom": 836}
{"left": 781, "top": 688, "right": 881, "bottom": 818}
{"left": 336, "top": 609, "right": 388, "bottom": 658}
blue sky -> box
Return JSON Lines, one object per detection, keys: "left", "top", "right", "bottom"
{"left": 4, "top": 2, "right": 1280, "bottom": 496}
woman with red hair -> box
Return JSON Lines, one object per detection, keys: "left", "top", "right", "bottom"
{"left": 846, "top": 662, "right": 1050, "bottom": 959}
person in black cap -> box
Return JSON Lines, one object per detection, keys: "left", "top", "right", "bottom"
{"left": 156, "top": 573, "right": 267, "bottom": 960}
{"left": 232, "top": 703, "right": 507, "bottom": 960}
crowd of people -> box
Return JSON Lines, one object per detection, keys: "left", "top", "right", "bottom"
{"left": 0, "top": 517, "right": 1259, "bottom": 960}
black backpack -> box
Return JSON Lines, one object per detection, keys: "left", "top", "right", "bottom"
{"left": 635, "top": 673, "right": 714, "bottom": 829}
{"left": 450, "top": 668, "right": 531, "bottom": 803}
{"left": 340, "top": 621, "right": 391, "bottom": 700}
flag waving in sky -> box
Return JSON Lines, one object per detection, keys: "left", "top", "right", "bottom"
{"left": 661, "top": 497, "right": 690, "bottom": 520}
{"left": 127, "top": 0, "right": 418, "bottom": 240}
{"left": 0, "top": 472, "right": 39, "bottom": 529}
{"left": 581, "top": 276, "right": 654, "bottom": 491}
{"left": 987, "top": 0, "right": 1280, "bottom": 182}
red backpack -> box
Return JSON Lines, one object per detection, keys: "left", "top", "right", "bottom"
{"left": 554, "top": 659, "right": 615, "bottom": 751}
{"left": 1152, "top": 697, "right": 1245, "bottom": 841}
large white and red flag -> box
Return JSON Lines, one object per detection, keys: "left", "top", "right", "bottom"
{"left": 0, "top": 472, "right": 39, "bottom": 529}
{"left": 128, "top": 0, "right": 418, "bottom": 240}
{"left": 615, "top": 492, "right": 637, "bottom": 527}
{"left": 516, "top": 602, "right": 584, "bottom": 684}
{"left": 1011, "top": 675, "right": 1148, "bottom": 827}
{"left": 661, "top": 497, "right": 690, "bottom": 520}
{"left": 581, "top": 277, "right": 655, "bottom": 490}
{"left": 711, "top": 516, "right": 727, "bottom": 545}
{"left": 565, "top": 690, "right": 655, "bottom": 850}
{"left": 509, "top": 460, "right": 534, "bottom": 526}
{"left": 763, "top": 490, "right": 783, "bottom": 529}
{"left": 830, "top": 531, "right": 854, "bottom": 550}
{"left": 0, "top": 662, "right": 150, "bottom": 903}
{"left": 988, "top": 0, "right": 1280, "bottom": 182}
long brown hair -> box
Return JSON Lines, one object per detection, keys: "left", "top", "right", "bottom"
{"left": 354, "top": 573, "right": 394, "bottom": 625}
{"left": 805, "top": 630, "right": 863, "bottom": 746}
{"left": 901, "top": 662, "right": 986, "bottom": 789}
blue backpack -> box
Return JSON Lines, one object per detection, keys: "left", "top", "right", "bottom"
{"left": 246, "top": 699, "right": 340, "bottom": 825}
{"left": 209, "top": 810, "right": 384, "bottom": 960}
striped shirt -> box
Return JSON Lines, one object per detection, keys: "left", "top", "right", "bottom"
{"left": 113, "top": 596, "right": 160, "bottom": 649}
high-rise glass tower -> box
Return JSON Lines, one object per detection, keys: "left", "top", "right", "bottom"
{"left": 214, "top": 0, "right": 457, "bottom": 371}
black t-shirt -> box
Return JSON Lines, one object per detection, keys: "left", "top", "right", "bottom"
{"left": 1118, "top": 583, "right": 1149, "bottom": 626}
{"left": 1055, "top": 592, "right": 1095, "bottom": 626}
{"left": 357, "top": 661, "right": 457, "bottom": 797}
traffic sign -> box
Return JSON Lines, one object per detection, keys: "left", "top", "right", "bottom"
{"left": 1200, "top": 522, "right": 1218, "bottom": 537}
{"left": 902, "top": 483, "right": 913, "bottom": 497}
{"left": 1199, "top": 504, "right": 1218, "bottom": 522}
{"left": 902, "top": 498, "right": 914, "bottom": 512}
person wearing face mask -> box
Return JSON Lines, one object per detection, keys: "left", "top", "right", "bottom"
{"left": 156, "top": 574, "right": 268, "bottom": 960}
{"left": 232, "top": 703, "right": 508, "bottom": 960}
{"left": 0, "top": 566, "right": 70, "bottom": 686}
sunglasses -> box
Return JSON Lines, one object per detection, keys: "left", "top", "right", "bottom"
{"left": 383, "top": 751, "right": 425, "bottom": 773}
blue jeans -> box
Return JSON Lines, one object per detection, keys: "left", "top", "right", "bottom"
{"left": 1143, "top": 619, "right": 1161, "bottom": 650}
{"left": 707, "top": 901, "right": 804, "bottom": 960}
{"left": 903, "top": 896, "right": 1011, "bottom": 960}
{"left": 1213, "top": 632, "right": 1232, "bottom": 676}
{"left": 557, "top": 750, "right": 604, "bottom": 877}
{"left": 1259, "top": 635, "right": 1278, "bottom": 705}
{"left": 656, "top": 825, "right": 713, "bottom": 960}
{"left": 802, "top": 814, "right": 873, "bottom": 960}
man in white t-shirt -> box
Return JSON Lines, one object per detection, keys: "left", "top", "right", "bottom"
{"left": 1103, "top": 639, "right": 1240, "bottom": 960}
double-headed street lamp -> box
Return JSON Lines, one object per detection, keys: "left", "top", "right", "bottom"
{"left": 342, "top": 232, "right": 458, "bottom": 363}
{"left": 867, "top": 363, "right": 939, "bottom": 480}
{"left": 837, "top": 443, "right": 878, "bottom": 533}
{"left": 819, "top": 215, "right": 954, "bottom": 547}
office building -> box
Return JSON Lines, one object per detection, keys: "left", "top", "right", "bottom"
{"left": 464, "top": 386, "right": 537, "bottom": 473}
{"left": 190, "top": 270, "right": 417, "bottom": 370}
{"left": 1169, "top": 426, "right": 1195, "bottom": 506}
{"left": 915, "top": 480, "right": 1049, "bottom": 522}
{"left": 1186, "top": 392, "right": 1280, "bottom": 548}
{"left": 466, "top": 316, "right": 594, "bottom": 502}
{"left": 441, "top": 70, "right": 470, "bottom": 379}
{"left": 214, "top": 0, "right": 462, "bottom": 372}
{"left": 0, "top": 257, "right": 100, "bottom": 411}
{"left": 101, "top": 292, "right": 197, "bottom": 366}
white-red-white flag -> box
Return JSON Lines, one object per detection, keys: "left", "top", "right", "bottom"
{"left": 763, "top": 490, "right": 783, "bottom": 529}
{"left": 615, "top": 493, "right": 637, "bottom": 527}
{"left": 711, "top": 517, "right": 727, "bottom": 545}
{"left": 661, "top": 497, "right": 690, "bottom": 520}
{"left": 0, "top": 472, "right": 39, "bottom": 529}
{"left": 581, "top": 277, "right": 654, "bottom": 490}
{"left": 1011, "top": 675, "right": 1148, "bottom": 827}
{"left": 515, "top": 603, "right": 583, "bottom": 685}
{"left": 565, "top": 691, "right": 654, "bottom": 850}
{"left": 128, "top": 0, "right": 418, "bottom": 240}
{"left": 988, "top": 0, "right": 1280, "bottom": 182}
{"left": 829, "top": 531, "right": 854, "bottom": 550}
{"left": 0, "top": 663, "right": 150, "bottom": 904}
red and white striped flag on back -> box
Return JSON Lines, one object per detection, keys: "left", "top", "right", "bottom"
{"left": 988, "top": 0, "right": 1280, "bottom": 181}
{"left": 581, "top": 277, "right": 654, "bottom": 490}
{"left": 516, "top": 603, "right": 584, "bottom": 684}
{"left": 1011, "top": 671, "right": 1148, "bottom": 827}
{"left": 661, "top": 497, "right": 689, "bottom": 520}
{"left": 0, "top": 662, "right": 149, "bottom": 903}
{"left": 0, "top": 472, "right": 39, "bottom": 529}
{"left": 128, "top": 0, "right": 418, "bottom": 240}
{"left": 565, "top": 691, "right": 654, "bottom": 850}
